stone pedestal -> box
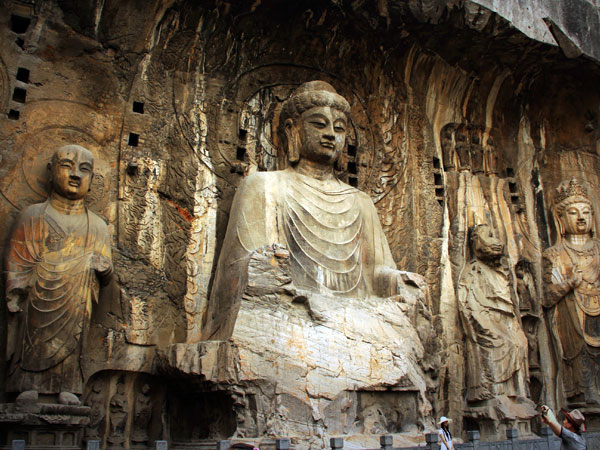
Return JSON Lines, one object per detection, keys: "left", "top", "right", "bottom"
{"left": 0, "top": 402, "right": 90, "bottom": 449}
{"left": 158, "top": 247, "right": 432, "bottom": 448}
{"left": 463, "top": 395, "right": 536, "bottom": 441}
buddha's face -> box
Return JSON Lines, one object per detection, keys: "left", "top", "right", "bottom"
{"left": 473, "top": 225, "right": 504, "bottom": 260}
{"left": 561, "top": 201, "right": 593, "bottom": 235}
{"left": 51, "top": 147, "right": 94, "bottom": 200}
{"left": 296, "top": 106, "right": 347, "bottom": 166}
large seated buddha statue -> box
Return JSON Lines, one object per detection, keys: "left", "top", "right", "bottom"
{"left": 188, "top": 81, "right": 433, "bottom": 442}
{"left": 203, "top": 81, "right": 425, "bottom": 339}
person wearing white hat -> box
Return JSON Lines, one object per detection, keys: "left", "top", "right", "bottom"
{"left": 438, "top": 416, "right": 454, "bottom": 450}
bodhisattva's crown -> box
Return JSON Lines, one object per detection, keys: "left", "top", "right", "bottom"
{"left": 554, "top": 177, "right": 590, "bottom": 206}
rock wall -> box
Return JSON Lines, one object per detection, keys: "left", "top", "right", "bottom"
{"left": 0, "top": 0, "right": 599, "bottom": 448}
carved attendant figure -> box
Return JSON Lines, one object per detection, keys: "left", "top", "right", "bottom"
{"left": 458, "top": 224, "right": 530, "bottom": 402}
{"left": 203, "top": 81, "right": 423, "bottom": 338}
{"left": 543, "top": 178, "right": 600, "bottom": 405}
{"left": 5, "top": 145, "right": 112, "bottom": 401}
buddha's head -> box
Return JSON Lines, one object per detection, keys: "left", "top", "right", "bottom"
{"left": 553, "top": 177, "right": 594, "bottom": 237}
{"left": 49, "top": 144, "right": 94, "bottom": 200}
{"left": 278, "top": 80, "right": 351, "bottom": 168}
{"left": 470, "top": 223, "right": 504, "bottom": 262}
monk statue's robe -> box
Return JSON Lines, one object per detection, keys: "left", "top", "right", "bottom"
{"left": 543, "top": 239, "right": 600, "bottom": 402}
{"left": 203, "top": 168, "right": 402, "bottom": 339}
{"left": 5, "top": 199, "right": 112, "bottom": 395}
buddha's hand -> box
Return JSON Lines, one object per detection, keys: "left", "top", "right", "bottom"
{"left": 375, "top": 266, "right": 427, "bottom": 305}
{"left": 6, "top": 291, "right": 24, "bottom": 313}
{"left": 91, "top": 255, "right": 114, "bottom": 282}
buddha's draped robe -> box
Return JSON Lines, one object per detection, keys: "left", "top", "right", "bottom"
{"left": 204, "top": 168, "right": 397, "bottom": 339}
{"left": 5, "top": 200, "right": 112, "bottom": 394}
{"left": 543, "top": 239, "right": 600, "bottom": 401}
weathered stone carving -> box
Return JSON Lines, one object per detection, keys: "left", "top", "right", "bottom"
{"left": 132, "top": 383, "right": 152, "bottom": 445}
{"left": 470, "top": 128, "right": 484, "bottom": 175}
{"left": 203, "top": 80, "right": 427, "bottom": 339}
{"left": 484, "top": 136, "right": 499, "bottom": 177}
{"left": 107, "top": 377, "right": 128, "bottom": 448}
{"left": 516, "top": 259, "right": 537, "bottom": 313}
{"left": 160, "top": 81, "right": 433, "bottom": 445}
{"left": 543, "top": 177, "right": 600, "bottom": 406}
{"left": 458, "top": 223, "right": 535, "bottom": 435}
{"left": 441, "top": 124, "right": 456, "bottom": 171}
{"left": 455, "top": 126, "right": 471, "bottom": 172}
{"left": 4, "top": 145, "right": 113, "bottom": 399}
{"left": 84, "top": 380, "right": 106, "bottom": 442}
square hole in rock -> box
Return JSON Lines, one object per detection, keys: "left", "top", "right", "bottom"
{"left": 133, "top": 101, "right": 144, "bottom": 114}
{"left": 347, "top": 144, "right": 357, "bottom": 158}
{"left": 128, "top": 133, "right": 139, "bottom": 147}
{"left": 16, "top": 67, "right": 30, "bottom": 83}
{"left": 12, "top": 87, "right": 26, "bottom": 103}
{"left": 8, "top": 110, "right": 20, "bottom": 120}
{"left": 11, "top": 15, "right": 30, "bottom": 34}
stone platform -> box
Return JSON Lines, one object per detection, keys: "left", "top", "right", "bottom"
{"left": 0, "top": 401, "right": 90, "bottom": 449}
{"left": 158, "top": 247, "right": 434, "bottom": 449}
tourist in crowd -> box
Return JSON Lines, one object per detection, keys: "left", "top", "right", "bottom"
{"left": 438, "top": 416, "right": 454, "bottom": 450}
{"left": 541, "top": 405, "right": 586, "bottom": 450}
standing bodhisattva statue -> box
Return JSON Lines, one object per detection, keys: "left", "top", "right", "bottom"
{"left": 5, "top": 145, "right": 113, "bottom": 402}
{"left": 203, "top": 80, "right": 424, "bottom": 339}
{"left": 543, "top": 177, "right": 600, "bottom": 405}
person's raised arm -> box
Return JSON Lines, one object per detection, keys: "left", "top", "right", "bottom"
{"left": 541, "top": 405, "right": 562, "bottom": 437}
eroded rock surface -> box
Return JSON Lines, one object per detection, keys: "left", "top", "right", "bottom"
{"left": 0, "top": 0, "right": 599, "bottom": 447}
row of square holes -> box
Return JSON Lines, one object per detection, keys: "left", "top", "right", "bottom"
{"left": 7, "top": 14, "right": 32, "bottom": 120}
{"left": 8, "top": 69, "right": 30, "bottom": 120}
{"left": 127, "top": 102, "right": 145, "bottom": 146}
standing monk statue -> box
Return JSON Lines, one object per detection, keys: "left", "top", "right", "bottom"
{"left": 5, "top": 144, "right": 113, "bottom": 403}
{"left": 543, "top": 177, "right": 600, "bottom": 405}
{"left": 203, "top": 80, "right": 425, "bottom": 339}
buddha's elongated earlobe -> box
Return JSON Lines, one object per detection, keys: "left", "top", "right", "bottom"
{"left": 285, "top": 119, "right": 300, "bottom": 164}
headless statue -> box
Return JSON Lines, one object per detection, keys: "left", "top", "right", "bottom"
{"left": 5, "top": 145, "right": 113, "bottom": 401}
{"left": 203, "top": 81, "right": 424, "bottom": 339}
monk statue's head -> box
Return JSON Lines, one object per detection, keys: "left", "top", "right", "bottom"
{"left": 470, "top": 223, "right": 504, "bottom": 263}
{"left": 553, "top": 177, "right": 594, "bottom": 237}
{"left": 278, "top": 80, "right": 351, "bottom": 168}
{"left": 49, "top": 145, "right": 95, "bottom": 201}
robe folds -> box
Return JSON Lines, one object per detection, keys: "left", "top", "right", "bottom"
{"left": 458, "top": 260, "right": 529, "bottom": 402}
{"left": 5, "top": 200, "right": 112, "bottom": 394}
{"left": 543, "top": 240, "right": 600, "bottom": 400}
{"left": 203, "top": 168, "right": 398, "bottom": 339}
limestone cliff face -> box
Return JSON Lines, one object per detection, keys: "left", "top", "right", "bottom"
{"left": 0, "top": 0, "right": 599, "bottom": 448}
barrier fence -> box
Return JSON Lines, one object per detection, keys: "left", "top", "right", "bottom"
{"left": 7, "top": 428, "right": 600, "bottom": 450}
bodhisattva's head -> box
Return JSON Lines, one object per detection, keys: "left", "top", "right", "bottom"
{"left": 470, "top": 223, "right": 504, "bottom": 262}
{"left": 278, "top": 81, "right": 351, "bottom": 169}
{"left": 553, "top": 178, "right": 594, "bottom": 237}
{"left": 49, "top": 145, "right": 94, "bottom": 201}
